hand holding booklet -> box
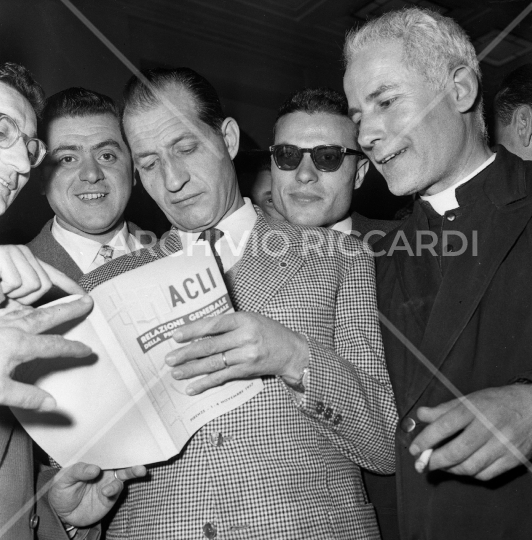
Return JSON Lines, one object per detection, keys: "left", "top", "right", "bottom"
{"left": 12, "top": 243, "right": 263, "bottom": 469}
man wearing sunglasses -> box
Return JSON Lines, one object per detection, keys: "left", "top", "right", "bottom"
{"left": 270, "top": 88, "right": 400, "bottom": 244}
{"left": 0, "top": 62, "right": 145, "bottom": 540}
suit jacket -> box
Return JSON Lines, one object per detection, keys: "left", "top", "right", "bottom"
{"left": 79, "top": 211, "right": 397, "bottom": 540}
{"left": 375, "top": 146, "right": 532, "bottom": 539}
{"left": 0, "top": 409, "right": 69, "bottom": 540}
{"left": 350, "top": 212, "right": 401, "bottom": 245}
{"left": 27, "top": 219, "right": 148, "bottom": 303}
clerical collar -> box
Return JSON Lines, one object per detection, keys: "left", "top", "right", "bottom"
{"left": 420, "top": 153, "right": 496, "bottom": 215}
{"left": 331, "top": 215, "right": 353, "bottom": 234}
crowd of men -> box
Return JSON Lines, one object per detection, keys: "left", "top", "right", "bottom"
{"left": 1, "top": 6, "right": 532, "bottom": 540}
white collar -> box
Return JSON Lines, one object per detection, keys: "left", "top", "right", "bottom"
{"left": 178, "top": 198, "right": 258, "bottom": 270}
{"left": 421, "top": 153, "right": 496, "bottom": 215}
{"left": 51, "top": 217, "right": 138, "bottom": 273}
{"left": 331, "top": 215, "right": 353, "bottom": 234}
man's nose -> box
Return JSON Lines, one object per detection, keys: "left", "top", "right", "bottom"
{"left": 2, "top": 138, "right": 32, "bottom": 177}
{"left": 162, "top": 158, "right": 190, "bottom": 192}
{"left": 357, "top": 112, "right": 384, "bottom": 152}
{"left": 295, "top": 154, "right": 319, "bottom": 184}
{"left": 79, "top": 157, "right": 104, "bottom": 183}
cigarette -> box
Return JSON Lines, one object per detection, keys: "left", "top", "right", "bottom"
{"left": 415, "top": 449, "right": 433, "bottom": 473}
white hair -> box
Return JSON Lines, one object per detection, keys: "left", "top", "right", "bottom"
{"left": 344, "top": 7, "right": 486, "bottom": 137}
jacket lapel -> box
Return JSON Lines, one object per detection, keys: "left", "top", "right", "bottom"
{"left": 405, "top": 148, "right": 532, "bottom": 411}
{"left": 230, "top": 214, "right": 305, "bottom": 313}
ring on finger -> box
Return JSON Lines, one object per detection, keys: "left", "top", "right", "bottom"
{"left": 114, "top": 470, "right": 120, "bottom": 481}
{"left": 221, "top": 352, "right": 228, "bottom": 369}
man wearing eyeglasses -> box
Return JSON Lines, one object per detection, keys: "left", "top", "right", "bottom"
{"left": 270, "top": 88, "right": 400, "bottom": 245}
{"left": 80, "top": 66, "right": 397, "bottom": 539}
{"left": 0, "top": 62, "right": 145, "bottom": 540}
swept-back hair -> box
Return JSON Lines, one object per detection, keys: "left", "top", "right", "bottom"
{"left": 494, "top": 64, "right": 532, "bottom": 127}
{"left": 0, "top": 62, "right": 45, "bottom": 118}
{"left": 344, "top": 7, "right": 486, "bottom": 136}
{"left": 122, "top": 67, "right": 225, "bottom": 134}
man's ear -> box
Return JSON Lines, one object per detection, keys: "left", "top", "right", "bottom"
{"left": 512, "top": 105, "right": 532, "bottom": 148}
{"left": 221, "top": 117, "right": 240, "bottom": 160}
{"left": 354, "top": 158, "right": 369, "bottom": 190}
{"left": 450, "top": 65, "right": 479, "bottom": 114}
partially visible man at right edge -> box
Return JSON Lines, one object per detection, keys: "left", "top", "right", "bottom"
{"left": 344, "top": 8, "right": 532, "bottom": 540}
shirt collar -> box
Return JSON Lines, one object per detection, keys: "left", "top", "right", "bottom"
{"left": 52, "top": 217, "right": 134, "bottom": 272}
{"left": 330, "top": 215, "right": 353, "bottom": 234}
{"left": 421, "top": 153, "right": 496, "bottom": 215}
{"left": 178, "top": 197, "right": 258, "bottom": 248}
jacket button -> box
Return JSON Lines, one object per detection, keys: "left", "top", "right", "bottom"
{"left": 446, "top": 213, "right": 456, "bottom": 222}
{"left": 209, "top": 432, "right": 223, "bottom": 447}
{"left": 333, "top": 414, "right": 342, "bottom": 426}
{"left": 400, "top": 417, "right": 417, "bottom": 433}
{"left": 29, "top": 514, "right": 39, "bottom": 529}
{"left": 203, "top": 522, "right": 217, "bottom": 538}
{"left": 316, "top": 401, "right": 325, "bottom": 414}
{"left": 324, "top": 407, "right": 333, "bottom": 420}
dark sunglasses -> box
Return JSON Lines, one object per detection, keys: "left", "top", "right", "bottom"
{"left": 269, "top": 144, "right": 365, "bottom": 173}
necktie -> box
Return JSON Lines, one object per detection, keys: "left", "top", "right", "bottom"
{"left": 198, "top": 228, "right": 225, "bottom": 275}
{"left": 98, "top": 244, "right": 114, "bottom": 263}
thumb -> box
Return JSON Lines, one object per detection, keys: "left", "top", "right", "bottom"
{"left": 58, "top": 462, "right": 101, "bottom": 486}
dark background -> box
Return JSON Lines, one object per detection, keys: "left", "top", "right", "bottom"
{"left": 2, "top": 0, "right": 532, "bottom": 242}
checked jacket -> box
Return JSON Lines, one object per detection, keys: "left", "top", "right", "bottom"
{"left": 79, "top": 212, "right": 398, "bottom": 540}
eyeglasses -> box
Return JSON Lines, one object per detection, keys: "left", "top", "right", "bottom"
{"left": 269, "top": 144, "right": 365, "bottom": 173}
{"left": 0, "top": 114, "right": 47, "bottom": 168}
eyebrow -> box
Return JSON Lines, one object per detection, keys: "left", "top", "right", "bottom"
{"left": 50, "top": 139, "right": 122, "bottom": 156}
{"left": 348, "top": 83, "right": 400, "bottom": 118}
{"left": 133, "top": 134, "right": 194, "bottom": 160}
{"left": 367, "top": 83, "right": 400, "bottom": 102}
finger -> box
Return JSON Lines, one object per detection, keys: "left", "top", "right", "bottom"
{"left": 474, "top": 455, "right": 514, "bottom": 481}
{"left": 115, "top": 465, "right": 147, "bottom": 482}
{"left": 172, "top": 353, "right": 228, "bottom": 380}
{"left": 14, "top": 296, "right": 93, "bottom": 335}
{"left": 166, "top": 331, "right": 239, "bottom": 366}
{"left": 172, "top": 313, "right": 237, "bottom": 343}
{"left": 186, "top": 366, "right": 245, "bottom": 396}
{"left": 40, "top": 260, "right": 85, "bottom": 296}
{"left": 443, "top": 441, "right": 495, "bottom": 477}
{"left": 15, "top": 332, "right": 93, "bottom": 364}
{"left": 427, "top": 421, "right": 491, "bottom": 470}
{"left": 416, "top": 398, "right": 461, "bottom": 423}
{"left": 410, "top": 401, "right": 474, "bottom": 455}
{"left": 1, "top": 379, "right": 58, "bottom": 411}
{"left": 8, "top": 248, "right": 53, "bottom": 305}
{"left": 57, "top": 463, "right": 101, "bottom": 486}
{"left": 0, "top": 246, "right": 40, "bottom": 298}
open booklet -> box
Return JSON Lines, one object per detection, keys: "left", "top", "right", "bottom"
{"left": 12, "top": 242, "right": 263, "bottom": 469}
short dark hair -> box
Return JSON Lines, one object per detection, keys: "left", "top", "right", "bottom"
{"left": 40, "top": 87, "right": 119, "bottom": 138}
{"left": 273, "top": 87, "right": 348, "bottom": 137}
{"left": 122, "top": 67, "right": 225, "bottom": 134}
{"left": 0, "top": 62, "right": 45, "bottom": 117}
{"left": 494, "top": 64, "right": 532, "bottom": 127}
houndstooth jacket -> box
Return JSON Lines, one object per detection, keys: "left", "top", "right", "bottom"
{"left": 79, "top": 211, "right": 398, "bottom": 540}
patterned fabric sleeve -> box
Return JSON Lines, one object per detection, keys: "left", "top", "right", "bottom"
{"left": 287, "top": 248, "right": 398, "bottom": 474}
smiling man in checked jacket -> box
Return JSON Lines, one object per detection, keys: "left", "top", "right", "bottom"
{"left": 80, "top": 67, "right": 397, "bottom": 540}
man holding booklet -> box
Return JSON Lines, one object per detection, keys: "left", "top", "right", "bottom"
{"left": 80, "top": 67, "right": 398, "bottom": 540}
